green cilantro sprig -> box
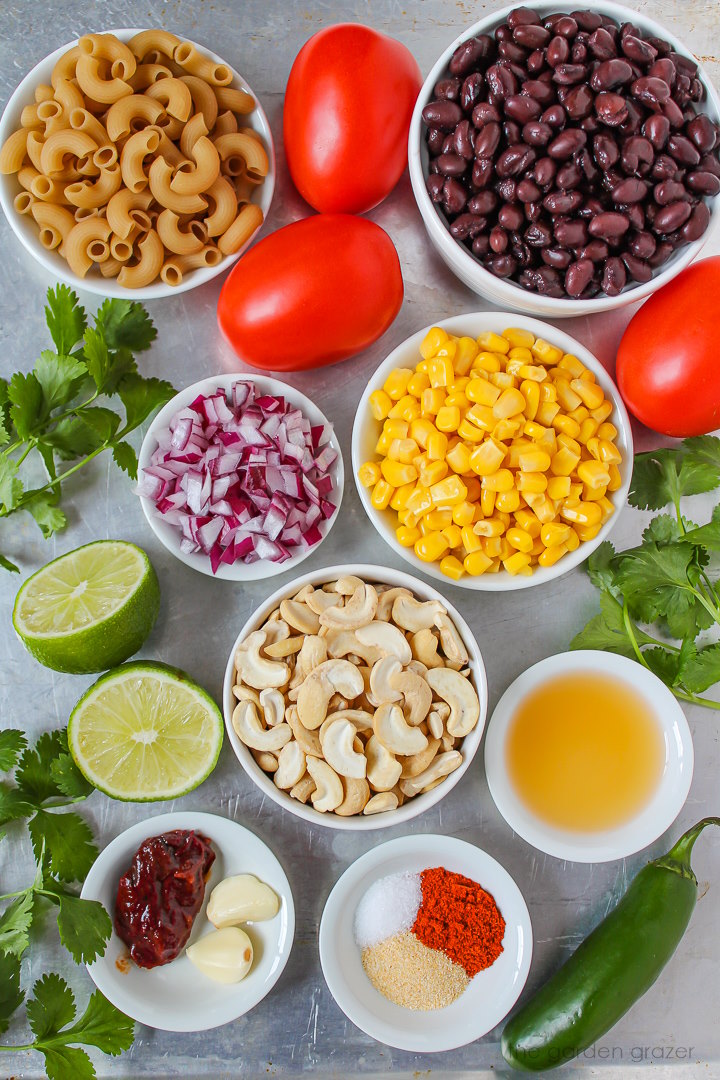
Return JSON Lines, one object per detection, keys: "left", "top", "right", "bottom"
{"left": 0, "top": 285, "right": 175, "bottom": 571}
{"left": 0, "top": 954, "right": 134, "bottom": 1080}
{"left": 0, "top": 729, "right": 111, "bottom": 965}
{"left": 571, "top": 436, "right": 720, "bottom": 709}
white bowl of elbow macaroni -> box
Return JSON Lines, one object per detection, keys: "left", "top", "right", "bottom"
{"left": 0, "top": 28, "right": 275, "bottom": 299}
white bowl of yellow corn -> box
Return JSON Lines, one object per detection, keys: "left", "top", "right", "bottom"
{"left": 351, "top": 313, "right": 632, "bottom": 592}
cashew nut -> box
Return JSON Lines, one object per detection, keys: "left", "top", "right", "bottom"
{"left": 366, "top": 733, "right": 402, "bottom": 791}
{"left": 232, "top": 684, "right": 260, "bottom": 706}
{"left": 293, "top": 584, "right": 315, "bottom": 603}
{"left": 427, "top": 710, "right": 444, "bottom": 740}
{"left": 376, "top": 587, "right": 413, "bottom": 622}
{"left": 323, "top": 628, "right": 383, "bottom": 666}
{"left": 290, "top": 775, "right": 316, "bottom": 803}
{"left": 319, "top": 583, "right": 378, "bottom": 629}
{"left": 235, "top": 630, "right": 290, "bottom": 690}
{"left": 333, "top": 575, "right": 364, "bottom": 595}
{"left": 399, "top": 736, "right": 441, "bottom": 778}
{"left": 369, "top": 656, "right": 403, "bottom": 704}
{"left": 355, "top": 622, "right": 412, "bottom": 665}
{"left": 426, "top": 667, "right": 480, "bottom": 738}
{"left": 399, "top": 750, "right": 463, "bottom": 797}
{"left": 335, "top": 776, "right": 370, "bottom": 816}
{"left": 251, "top": 748, "right": 278, "bottom": 773}
{"left": 260, "top": 688, "right": 285, "bottom": 727}
{"left": 305, "top": 588, "right": 343, "bottom": 615}
{"left": 290, "top": 635, "right": 328, "bottom": 687}
{"left": 258, "top": 618, "right": 289, "bottom": 646}
{"left": 410, "top": 628, "right": 443, "bottom": 669}
{"left": 297, "top": 659, "right": 364, "bottom": 730}
{"left": 264, "top": 635, "right": 304, "bottom": 658}
{"left": 274, "top": 742, "right": 306, "bottom": 789}
{"left": 392, "top": 596, "right": 446, "bottom": 633}
{"left": 434, "top": 613, "right": 469, "bottom": 666}
{"left": 232, "top": 700, "right": 292, "bottom": 753}
{"left": 390, "top": 669, "right": 432, "bottom": 726}
{"left": 319, "top": 717, "right": 367, "bottom": 779}
{"left": 322, "top": 709, "right": 374, "bottom": 733}
{"left": 280, "top": 598, "right": 321, "bottom": 635}
{"left": 373, "top": 703, "right": 428, "bottom": 756}
{"left": 286, "top": 705, "right": 322, "bottom": 757}
{"left": 363, "top": 791, "right": 399, "bottom": 815}
{"left": 307, "top": 757, "right": 343, "bottom": 812}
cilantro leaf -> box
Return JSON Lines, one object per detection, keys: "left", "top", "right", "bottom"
{"left": 0, "top": 782, "right": 37, "bottom": 827}
{"left": 28, "top": 810, "right": 97, "bottom": 883}
{"left": 0, "top": 553, "right": 19, "bottom": 572}
{"left": 45, "top": 286, "right": 87, "bottom": 356}
{"left": 643, "top": 513, "right": 684, "bottom": 546}
{"left": 629, "top": 449, "right": 681, "bottom": 511}
{"left": 111, "top": 440, "right": 137, "bottom": 479}
{"left": 0, "top": 952, "right": 23, "bottom": 1033}
{"left": 586, "top": 541, "right": 619, "bottom": 595}
{"left": 613, "top": 542, "right": 695, "bottom": 624}
{"left": 683, "top": 504, "right": 720, "bottom": 552}
{"left": 34, "top": 351, "right": 88, "bottom": 413}
{"left": 0, "top": 456, "right": 23, "bottom": 512}
{"left": 0, "top": 729, "right": 27, "bottom": 773}
{"left": 40, "top": 1045, "right": 96, "bottom": 1080}
{"left": 682, "top": 434, "right": 720, "bottom": 471}
{"left": 77, "top": 406, "right": 120, "bottom": 443}
{"left": 8, "top": 370, "right": 45, "bottom": 441}
{"left": 41, "top": 416, "right": 104, "bottom": 460}
{"left": 55, "top": 894, "right": 111, "bottom": 965}
{"left": 94, "top": 297, "right": 156, "bottom": 352}
{"left": 117, "top": 373, "right": 175, "bottom": 433}
{"left": 49, "top": 754, "right": 94, "bottom": 800}
{"left": 16, "top": 730, "right": 67, "bottom": 802}
{"left": 681, "top": 642, "right": 720, "bottom": 694}
{"left": 51, "top": 988, "right": 135, "bottom": 1055}
{"left": 570, "top": 590, "right": 653, "bottom": 657}
{"left": 0, "top": 378, "right": 12, "bottom": 445}
{"left": 28, "top": 495, "right": 66, "bottom": 539}
{"left": 0, "top": 890, "right": 34, "bottom": 957}
{"left": 677, "top": 456, "right": 720, "bottom": 499}
{"left": 27, "top": 973, "right": 76, "bottom": 1040}
{"left": 82, "top": 326, "right": 137, "bottom": 396}
{"left": 644, "top": 647, "right": 687, "bottom": 687}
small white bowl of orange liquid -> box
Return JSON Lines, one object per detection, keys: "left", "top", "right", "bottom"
{"left": 484, "top": 651, "right": 693, "bottom": 863}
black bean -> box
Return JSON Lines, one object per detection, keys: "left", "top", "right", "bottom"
{"left": 572, "top": 10, "right": 603, "bottom": 32}
{"left": 581, "top": 115, "right": 600, "bottom": 135}
{"left": 468, "top": 190, "right": 499, "bottom": 215}
{"left": 579, "top": 239, "right": 610, "bottom": 261}
{"left": 563, "top": 83, "right": 594, "bottom": 119}
{"left": 565, "top": 257, "right": 595, "bottom": 295}
{"left": 649, "top": 58, "right": 677, "bottom": 86}
{"left": 661, "top": 98, "right": 685, "bottom": 129}
{"left": 579, "top": 196, "right": 605, "bottom": 219}
{"left": 622, "top": 253, "right": 653, "bottom": 282}
{"left": 647, "top": 240, "right": 673, "bottom": 266}
{"left": 653, "top": 200, "right": 692, "bottom": 233}
{"left": 422, "top": 100, "right": 463, "bottom": 130}
{"left": 517, "top": 178, "right": 542, "bottom": 201}
{"left": 489, "top": 225, "right": 509, "bottom": 252}
{"left": 498, "top": 203, "right": 525, "bottom": 230}
{"left": 643, "top": 114, "right": 671, "bottom": 150}
{"left": 612, "top": 177, "right": 648, "bottom": 203}
{"left": 544, "top": 189, "right": 583, "bottom": 213}
{"left": 426, "top": 174, "right": 445, "bottom": 202}
{"left": 497, "top": 177, "right": 519, "bottom": 202}
{"left": 496, "top": 143, "right": 537, "bottom": 177}
{"left": 671, "top": 51, "right": 698, "bottom": 78}
{"left": 556, "top": 160, "right": 583, "bottom": 188}
{"left": 488, "top": 253, "right": 518, "bottom": 277}
{"left": 523, "top": 120, "right": 554, "bottom": 146}
{"left": 486, "top": 64, "right": 518, "bottom": 99}
{"left": 588, "top": 27, "right": 617, "bottom": 60}
{"left": 527, "top": 49, "right": 547, "bottom": 75}
{"left": 578, "top": 147, "right": 599, "bottom": 182}
{"left": 653, "top": 179, "right": 689, "bottom": 205}
{"left": 601, "top": 256, "right": 627, "bottom": 295}
{"left": 471, "top": 158, "right": 494, "bottom": 188}
{"left": 434, "top": 78, "right": 462, "bottom": 101}
{"left": 588, "top": 211, "right": 630, "bottom": 239}
{"left": 667, "top": 134, "right": 701, "bottom": 166}
{"left": 427, "top": 127, "right": 445, "bottom": 155}
{"left": 650, "top": 153, "right": 681, "bottom": 181}
{"left": 554, "top": 218, "right": 588, "bottom": 246}
{"left": 437, "top": 153, "right": 467, "bottom": 177}
{"left": 534, "top": 157, "right": 558, "bottom": 187}
{"left": 514, "top": 24, "right": 551, "bottom": 49}
{"left": 620, "top": 99, "right": 645, "bottom": 137}
{"left": 526, "top": 200, "right": 544, "bottom": 222}
{"left": 475, "top": 122, "right": 501, "bottom": 158}
{"left": 525, "top": 221, "right": 553, "bottom": 246}
{"left": 442, "top": 134, "right": 454, "bottom": 154}
{"left": 631, "top": 76, "right": 671, "bottom": 107}
{"left": 679, "top": 201, "right": 711, "bottom": 242}
{"left": 505, "top": 94, "right": 542, "bottom": 122}
{"left": 700, "top": 153, "right": 720, "bottom": 178}
{"left": 496, "top": 24, "right": 513, "bottom": 42}
{"left": 507, "top": 8, "right": 542, "bottom": 29}
{"left": 622, "top": 136, "right": 654, "bottom": 174}
{"left": 542, "top": 246, "right": 572, "bottom": 268}
{"left": 454, "top": 120, "right": 476, "bottom": 160}
{"left": 472, "top": 102, "right": 502, "bottom": 127}
{"left": 602, "top": 167, "right": 624, "bottom": 193}
{"left": 472, "top": 234, "right": 491, "bottom": 257}
{"left": 547, "top": 35, "right": 570, "bottom": 67}
{"left": 443, "top": 177, "right": 468, "bottom": 214}
{"left": 593, "top": 132, "right": 620, "bottom": 169}
{"left": 504, "top": 120, "right": 522, "bottom": 144}
{"left": 450, "top": 212, "right": 488, "bottom": 239}
{"left": 522, "top": 79, "right": 557, "bottom": 105}
{"left": 548, "top": 128, "right": 587, "bottom": 159}
{"left": 571, "top": 39, "right": 588, "bottom": 64}
{"left": 542, "top": 105, "right": 567, "bottom": 128}
{"left": 590, "top": 58, "right": 633, "bottom": 91}
{"left": 553, "top": 63, "right": 588, "bottom": 85}
{"left": 450, "top": 35, "right": 494, "bottom": 76}
{"left": 687, "top": 171, "right": 720, "bottom": 195}
{"left": 626, "top": 203, "right": 646, "bottom": 230}
{"left": 595, "top": 92, "right": 628, "bottom": 126}
{"left": 686, "top": 115, "right": 718, "bottom": 153}
{"left": 621, "top": 34, "right": 657, "bottom": 65}
{"left": 461, "top": 73, "right": 484, "bottom": 112}
{"left": 628, "top": 230, "right": 656, "bottom": 258}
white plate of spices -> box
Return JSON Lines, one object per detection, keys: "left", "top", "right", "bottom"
{"left": 318, "top": 834, "right": 532, "bottom": 1052}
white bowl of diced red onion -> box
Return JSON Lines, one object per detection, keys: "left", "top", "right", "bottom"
{"left": 137, "top": 375, "right": 343, "bottom": 580}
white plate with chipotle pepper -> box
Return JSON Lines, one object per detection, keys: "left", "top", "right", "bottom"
{"left": 319, "top": 834, "right": 533, "bottom": 1052}
{"left": 81, "top": 811, "right": 295, "bottom": 1031}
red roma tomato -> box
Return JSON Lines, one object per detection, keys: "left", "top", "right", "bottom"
{"left": 616, "top": 257, "right": 720, "bottom": 437}
{"left": 217, "top": 214, "right": 403, "bottom": 371}
{"left": 283, "top": 23, "right": 422, "bottom": 214}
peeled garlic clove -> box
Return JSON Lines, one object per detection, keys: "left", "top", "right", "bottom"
{"left": 186, "top": 927, "right": 253, "bottom": 984}
{"left": 207, "top": 874, "right": 280, "bottom": 927}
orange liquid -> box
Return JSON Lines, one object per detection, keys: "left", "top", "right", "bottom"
{"left": 505, "top": 671, "right": 666, "bottom": 832}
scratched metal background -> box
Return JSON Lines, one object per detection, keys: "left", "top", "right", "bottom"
{"left": 0, "top": 1, "right": 719, "bottom": 1078}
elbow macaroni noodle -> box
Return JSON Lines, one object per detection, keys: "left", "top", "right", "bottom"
{"left": 1, "top": 30, "right": 268, "bottom": 287}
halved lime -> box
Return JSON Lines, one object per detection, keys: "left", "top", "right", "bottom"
{"left": 13, "top": 540, "right": 160, "bottom": 674}
{"left": 68, "top": 661, "right": 223, "bottom": 801}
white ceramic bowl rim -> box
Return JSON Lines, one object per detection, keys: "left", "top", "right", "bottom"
{"left": 222, "top": 562, "right": 489, "bottom": 830}
{"left": 484, "top": 650, "right": 694, "bottom": 862}
{"left": 408, "top": 0, "right": 720, "bottom": 316}
{"left": 0, "top": 28, "right": 275, "bottom": 300}
{"left": 351, "top": 310, "right": 633, "bottom": 591}
{"left": 138, "top": 372, "right": 344, "bottom": 581}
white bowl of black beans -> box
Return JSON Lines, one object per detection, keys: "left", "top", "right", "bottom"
{"left": 408, "top": 1, "right": 720, "bottom": 315}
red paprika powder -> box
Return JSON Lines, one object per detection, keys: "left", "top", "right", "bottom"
{"left": 412, "top": 866, "right": 505, "bottom": 977}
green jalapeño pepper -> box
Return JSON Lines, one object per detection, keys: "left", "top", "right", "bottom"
{"left": 502, "top": 816, "right": 720, "bottom": 1071}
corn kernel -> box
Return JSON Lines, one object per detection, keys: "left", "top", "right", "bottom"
{"left": 536, "top": 400, "right": 561, "bottom": 426}
{"left": 507, "top": 357, "right": 525, "bottom": 378}
{"left": 577, "top": 460, "right": 611, "bottom": 488}
{"left": 480, "top": 487, "right": 496, "bottom": 517}
{"left": 457, "top": 417, "right": 487, "bottom": 443}
{"left": 539, "top": 382, "right": 558, "bottom": 402}
{"left": 508, "top": 346, "right": 534, "bottom": 363}
{"left": 358, "top": 461, "right": 381, "bottom": 487}
{"left": 547, "top": 475, "right": 571, "bottom": 500}
{"left": 532, "top": 338, "right": 563, "bottom": 365}
{"left": 418, "top": 516, "right": 432, "bottom": 535}
{"left": 489, "top": 371, "right": 517, "bottom": 391}
{"left": 436, "top": 405, "right": 461, "bottom": 432}
{"left": 568, "top": 405, "right": 589, "bottom": 423}
{"left": 503, "top": 327, "right": 536, "bottom": 349}
{"left": 477, "top": 331, "right": 511, "bottom": 354}
{"left": 591, "top": 400, "right": 613, "bottom": 423}
{"left": 493, "top": 419, "right": 522, "bottom": 442}
{"left": 470, "top": 439, "right": 506, "bottom": 476}
{"left": 517, "top": 471, "right": 548, "bottom": 494}
{"left": 410, "top": 417, "right": 435, "bottom": 449}
{"left": 461, "top": 524, "right": 482, "bottom": 552}
{"left": 420, "top": 327, "right": 449, "bottom": 359}
{"left": 428, "top": 355, "right": 454, "bottom": 388}
{"left": 533, "top": 495, "right": 557, "bottom": 523}
{"left": 583, "top": 483, "right": 607, "bottom": 503}
{"left": 467, "top": 378, "right": 501, "bottom": 406}
{"left": 426, "top": 508, "right": 453, "bottom": 530}
{"left": 520, "top": 379, "right": 540, "bottom": 420}
{"left": 447, "top": 442, "right": 472, "bottom": 474}
{"left": 507, "top": 527, "right": 533, "bottom": 553}
{"left": 561, "top": 499, "right": 602, "bottom": 526}
{"left": 493, "top": 387, "right": 526, "bottom": 419}
{"left": 518, "top": 448, "right": 552, "bottom": 472}
{"left": 464, "top": 550, "right": 493, "bottom": 576}
{"left": 444, "top": 391, "right": 470, "bottom": 411}
{"left": 523, "top": 420, "right": 547, "bottom": 440}
{"left": 426, "top": 430, "right": 448, "bottom": 461}
{"left": 599, "top": 439, "right": 622, "bottom": 465}
{"left": 387, "top": 437, "right": 419, "bottom": 464}
{"left": 555, "top": 379, "right": 583, "bottom": 412}
{"left": 466, "top": 404, "right": 496, "bottom": 433}
{"left": 414, "top": 531, "right": 449, "bottom": 562}
{"left": 473, "top": 351, "right": 503, "bottom": 373}
{"left": 483, "top": 536, "right": 504, "bottom": 557}
{"left": 374, "top": 430, "right": 392, "bottom": 455}
{"left": 481, "top": 468, "right": 513, "bottom": 493}
{"left": 571, "top": 378, "right": 605, "bottom": 410}
{"left": 421, "top": 388, "right": 445, "bottom": 415}
{"left": 383, "top": 418, "right": 409, "bottom": 439}
{"left": 495, "top": 489, "right": 521, "bottom": 513}
{"left": 504, "top": 550, "right": 532, "bottom": 575}
{"left": 538, "top": 543, "right": 569, "bottom": 567}
{"left": 474, "top": 517, "right": 505, "bottom": 537}
{"left": 578, "top": 417, "right": 600, "bottom": 445}
{"left": 515, "top": 509, "right": 542, "bottom": 538}
{"left": 396, "top": 525, "right": 420, "bottom": 547}
{"left": 450, "top": 376, "right": 470, "bottom": 392}
{"left": 369, "top": 389, "right": 392, "bottom": 420}
{"left": 453, "top": 501, "right": 476, "bottom": 527}
{"left": 568, "top": 481, "right": 583, "bottom": 500}
{"left": 574, "top": 522, "right": 601, "bottom": 542}
{"left": 383, "top": 368, "right": 413, "bottom": 400}
{"left": 371, "top": 479, "right": 394, "bottom": 509}
{"left": 552, "top": 413, "right": 581, "bottom": 439}
{"left": 454, "top": 336, "right": 479, "bottom": 375}
{"left": 558, "top": 353, "right": 585, "bottom": 377}
{"left": 430, "top": 475, "right": 467, "bottom": 507}
{"left": 443, "top": 524, "right": 462, "bottom": 548}
{"left": 541, "top": 522, "right": 571, "bottom": 548}
{"left": 389, "top": 481, "right": 416, "bottom": 510}
{"left": 607, "top": 463, "right": 622, "bottom": 492}
{"left": 465, "top": 477, "right": 482, "bottom": 502}
{"left": 440, "top": 554, "right": 465, "bottom": 580}
{"left": 419, "top": 460, "right": 449, "bottom": 488}
{"left": 597, "top": 422, "right": 618, "bottom": 441}
{"left": 518, "top": 364, "right": 547, "bottom": 382}
{"left": 407, "top": 371, "right": 430, "bottom": 397}
{"left": 597, "top": 496, "right": 615, "bottom": 523}
{"left": 389, "top": 395, "right": 420, "bottom": 422}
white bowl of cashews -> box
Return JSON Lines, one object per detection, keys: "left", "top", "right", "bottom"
{"left": 0, "top": 28, "right": 275, "bottom": 299}
{"left": 222, "top": 564, "right": 488, "bottom": 830}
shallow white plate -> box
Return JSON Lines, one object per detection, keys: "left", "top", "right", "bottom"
{"left": 484, "top": 651, "right": 694, "bottom": 862}
{"left": 81, "top": 810, "right": 294, "bottom": 1031}
{"left": 318, "top": 834, "right": 532, "bottom": 1052}
{"left": 138, "top": 373, "right": 343, "bottom": 581}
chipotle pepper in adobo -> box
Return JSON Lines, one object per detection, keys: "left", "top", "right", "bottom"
{"left": 115, "top": 830, "right": 215, "bottom": 969}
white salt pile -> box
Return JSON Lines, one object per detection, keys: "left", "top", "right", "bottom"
{"left": 353, "top": 870, "right": 422, "bottom": 948}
